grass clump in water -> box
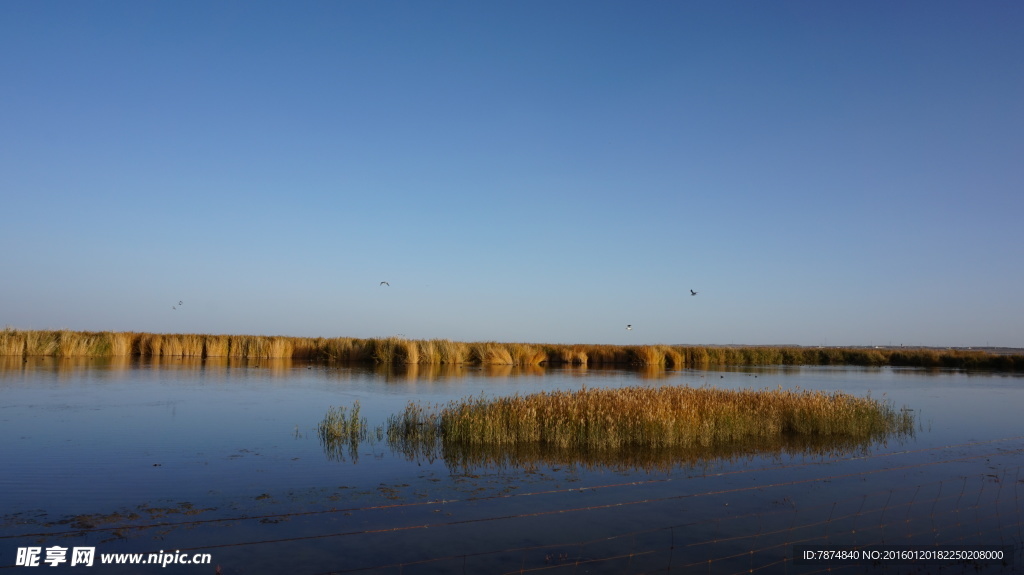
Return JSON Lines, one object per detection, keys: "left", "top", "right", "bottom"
{"left": 318, "top": 402, "right": 368, "bottom": 462}
{"left": 390, "top": 385, "right": 915, "bottom": 455}
{"left": 386, "top": 401, "right": 444, "bottom": 463}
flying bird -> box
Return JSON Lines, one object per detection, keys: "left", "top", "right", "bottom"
{"left": 380, "top": 281, "right": 389, "bottom": 286}
{"left": 626, "top": 325, "right": 632, "bottom": 330}
{"left": 178, "top": 300, "right": 183, "bottom": 305}
{"left": 690, "top": 290, "right": 698, "bottom": 296}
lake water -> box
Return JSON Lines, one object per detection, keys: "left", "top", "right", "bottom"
{"left": 1, "top": 357, "right": 1022, "bottom": 573}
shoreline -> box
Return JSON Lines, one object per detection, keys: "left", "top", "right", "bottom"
{"left": 1, "top": 328, "right": 1020, "bottom": 370}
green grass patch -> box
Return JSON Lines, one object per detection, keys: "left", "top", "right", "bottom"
{"left": 318, "top": 402, "right": 371, "bottom": 462}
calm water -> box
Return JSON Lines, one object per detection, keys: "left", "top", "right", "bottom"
{"left": 1, "top": 357, "right": 1022, "bottom": 574}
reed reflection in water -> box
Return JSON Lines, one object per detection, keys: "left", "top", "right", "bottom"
{"left": 410, "top": 432, "right": 909, "bottom": 474}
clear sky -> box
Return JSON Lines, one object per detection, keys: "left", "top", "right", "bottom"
{"left": 2, "top": 1, "right": 1022, "bottom": 347}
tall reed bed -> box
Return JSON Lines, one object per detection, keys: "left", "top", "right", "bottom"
{"left": 106, "top": 332, "right": 134, "bottom": 356}
{"left": 371, "top": 337, "right": 420, "bottom": 364}
{"left": 1, "top": 329, "right": 1020, "bottom": 371}
{"left": 203, "top": 335, "right": 230, "bottom": 357}
{"left": 389, "top": 385, "right": 914, "bottom": 455}
{"left": 435, "top": 339, "right": 469, "bottom": 364}
{"left": 314, "top": 337, "right": 371, "bottom": 362}
{"left": 470, "top": 342, "right": 514, "bottom": 365}
{"left": 554, "top": 345, "right": 588, "bottom": 365}
{"left": 508, "top": 343, "right": 547, "bottom": 365}
{"left": 24, "top": 330, "right": 59, "bottom": 356}
{"left": 0, "top": 328, "right": 26, "bottom": 356}
{"left": 135, "top": 333, "right": 165, "bottom": 357}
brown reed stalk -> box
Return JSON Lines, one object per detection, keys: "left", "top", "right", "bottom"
{"left": 162, "top": 335, "right": 185, "bottom": 358}
{"left": 24, "top": 330, "right": 59, "bottom": 356}
{"left": 418, "top": 339, "right": 440, "bottom": 364}
{"left": 204, "top": 335, "right": 229, "bottom": 357}
{"left": 267, "top": 336, "right": 294, "bottom": 358}
{"left": 178, "top": 334, "right": 204, "bottom": 357}
{"left": 106, "top": 332, "right": 133, "bottom": 356}
{"left": 509, "top": 343, "right": 547, "bottom": 365}
{"left": 664, "top": 346, "right": 685, "bottom": 368}
{"left": 56, "top": 330, "right": 93, "bottom": 358}
{"left": 137, "top": 333, "right": 164, "bottom": 356}
{"left": 398, "top": 338, "right": 419, "bottom": 364}
{"left": 435, "top": 339, "right": 469, "bottom": 364}
{"left": 633, "top": 345, "right": 666, "bottom": 366}
{"left": 0, "top": 328, "right": 26, "bottom": 356}
{"left": 291, "top": 337, "right": 322, "bottom": 359}
{"left": 371, "top": 337, "right": 396, "bottom": 364}
{"left": 556, "top": 345, "right": 588, "bottom": 365}
{"left": 471, "top": 342, "right": 514, "bottom": 365}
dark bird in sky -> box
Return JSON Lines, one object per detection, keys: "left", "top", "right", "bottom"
{"left": 690, "top": 290, "right": 698, "bottom": 296}
{"left": 178, "top": 300, "right": 183, "bottom": 305}
{"left": 380, "top": 281, "right": 389, "bottom": 286}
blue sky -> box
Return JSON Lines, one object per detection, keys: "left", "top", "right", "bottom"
{"left": 2, "top": 1, "right": 1022, "bottom": 347}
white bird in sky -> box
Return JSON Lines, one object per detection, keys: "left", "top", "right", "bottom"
{"left": 626, "top": 325, "right": 632, "bottom": 330}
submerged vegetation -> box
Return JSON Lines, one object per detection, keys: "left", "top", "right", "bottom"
{"left": 1, "top": 328, "right": 1021, "bottom": 371}
{"left": 385, "top": 385, "right": 915, "bottom": 471}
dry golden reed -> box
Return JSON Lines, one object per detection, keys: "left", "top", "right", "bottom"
{"left": 57, "top": 330, "right": 92, "bottom": 358}
{"left": 24, "top": 330, "right": 59, "bottom": 356}
{"left": 557, "top": 345, "right": 588, "bottom": 365}
{"left": 106, "top": 332, "right": 133, "bottom": 356}
{"left": 203, "top": 335, "right": 229, "bottom": 357}
{"left": 435, "top": 339, "right": 469, "bottom": 364}
{"left": 0, "top": 328, "right": 26, "bottom": 356}
{"left": 162, "top": 335, "right": 185, "bottom": 358}
{"left": 136, "top": 333, "right": 164, "bottom": 357}
{"left": 0, "top": 329, "right": 1019, "bottom": 370}
{"left": 471, "top": 342, "right": 513, "bottom": 365}
{"left": 391, "top": 385, "right": 915, "bottom": 454}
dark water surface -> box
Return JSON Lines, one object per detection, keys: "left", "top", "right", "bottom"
{"left": 1, "top": 357, "right": 1022, "bottom": 573}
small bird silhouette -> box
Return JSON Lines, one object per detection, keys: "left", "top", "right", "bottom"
{"left": 178, "top": 300, "right": 183, "bottom": 305}
{"left": 690, "top": 290, "right": 698, "bottom": 296}
{"left": 380, "top": 281, "right": 389, "bottom": 286}
{"left": 626, "top": 325, "right": 632, "bottom": 330}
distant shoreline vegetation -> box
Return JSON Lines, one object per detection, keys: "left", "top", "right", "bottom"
{"left": 1, "top": 328, "right": 1020, "bottom": 370}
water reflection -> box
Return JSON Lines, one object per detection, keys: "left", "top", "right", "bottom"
{"left": 1, "top": 355, "right": 679, "bottom": 379}
{"left": 382, "top": 429, "right": 915, "bottom": 473}
{"left": 3, "top": 357, "right": 1021, "bottom": 574}
{"left": 1, "top": 354, "right": 296, "bottom": 374}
